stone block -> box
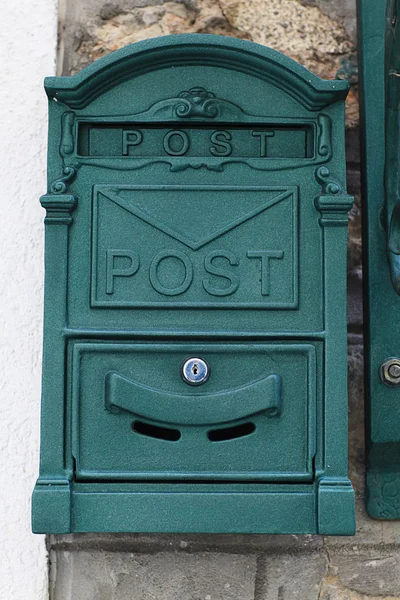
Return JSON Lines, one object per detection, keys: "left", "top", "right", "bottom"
{"left": 347, "top": 275, "right": 362, "bottom": 328}
{"left": 254, "top": 552, "right": 328, "bottom": 600}
{"left": 299, "top": 0, "right": 357, "bottom": 42}
{"left": 346, "top": 167, "right": 362, "bottom": 278}
{"left": 320, "top": 548, "right": 400, "bottom": 598}
{"left": 346, "top": 127, "right": 360, "bottom": 166}
{"left": 348, "top": 344, "right": 364, "bottom": 496}
{"left": 51, "top": 550, "right": 257, "bottom": 600}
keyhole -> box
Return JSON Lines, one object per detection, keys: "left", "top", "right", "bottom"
{"left": 181, "top": 357, "right": 210, "bottom": 386}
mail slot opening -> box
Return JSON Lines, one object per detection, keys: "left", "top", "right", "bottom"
{"left": 78, "top": 122, "right": 315, "bottom": 159}
{"left": 132, "top": 420, "right": 181, "bottom": 442}
{"left": 208, "top": 422, "right": 256, "bottom": 442}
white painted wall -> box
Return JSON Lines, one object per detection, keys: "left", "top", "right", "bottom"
{"left": 0, "top": 0, "right": 58, "bottom": 598}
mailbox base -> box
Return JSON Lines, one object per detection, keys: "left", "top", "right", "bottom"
{"left": 32, "top": 479, "right": 355, "bottom": 535}
{"left": 32, "top": 480, "right": 71, "bottom": 534}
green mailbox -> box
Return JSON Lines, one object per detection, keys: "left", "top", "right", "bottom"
{"left": 32, "top": 34, "right": 355, "bottom": 535}
{"left": 359, "top": 0, "right": 400, "bottom": 518}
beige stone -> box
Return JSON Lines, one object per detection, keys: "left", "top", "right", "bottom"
{"left": 75, "top": 1, "right": 249, "bottom": 68}
{"left": 218, "top": 0, "right": 357, "bottom": 126}
{"left": 71, "top": 0, "right": 357, "bottom": 126}
{"left": 299, "top": 0, "right": 357, "bottom": 42}
{"left": 320, "top": 575, "right": 400, "bottom": 599}
{"left": 319, "top": 546, "right": 400, "bottom": 599}
{"left": 220, "top": 0, "right": 352, "bottom": 76}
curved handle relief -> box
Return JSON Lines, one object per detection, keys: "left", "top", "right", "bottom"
{"left": 105, "top": 371, "right": 281, "bottom": 426}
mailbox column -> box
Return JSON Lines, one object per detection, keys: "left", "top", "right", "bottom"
{"left": 315, "top": 172, "right": 355, "bottom": 534}
{"left": 32, "top": 192, "right": 77, "bottom": 534}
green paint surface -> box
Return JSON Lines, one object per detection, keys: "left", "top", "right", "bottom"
{"left": 32, "top": 34, "right": 354, "bottom": 535}
{"left": 359, "top": 0, "right": 400, "bottom": 519}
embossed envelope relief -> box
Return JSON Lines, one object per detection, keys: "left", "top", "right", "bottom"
{"left": 92, "top": 185, "right": 297, "bottom": 308}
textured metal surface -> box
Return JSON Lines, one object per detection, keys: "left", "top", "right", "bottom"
{"left": 358, "top": 0, "right": 400, "bottom": 519}
{"left": 32, "top": 34, "right": 354, "bottom": 535}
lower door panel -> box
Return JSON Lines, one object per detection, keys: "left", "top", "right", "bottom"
{"left": 71, "top": 342, "right": 317, "bottom": 481}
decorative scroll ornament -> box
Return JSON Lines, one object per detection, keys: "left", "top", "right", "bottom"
{"left": 317, "top": 114, "right": 332, "bottom": 158}
{"left": 315, "top": 166, "right": 342, "bottom": 195}
{"left": 148, "top": 86, "right": 245, "bottom": 120}
{"left": 50, "top": 166, "right": 77, "bottom": 194}
{"left": 314, "top": 166, "right": 353, "bottom": 226}
{"left": 174, "top": 87, "right": 220, "bottom": 118}
{"left": 60, "top": 112, "right": 75, "bottom": 156}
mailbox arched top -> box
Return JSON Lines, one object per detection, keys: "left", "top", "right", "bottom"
{"left": 45, "top": 34, "right": 349, "bottom": 111}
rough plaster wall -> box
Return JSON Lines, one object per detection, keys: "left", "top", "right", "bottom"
{"left": 50, "top": 1, "right": 398, "bottom": 599}
{"left": 0, "top": 0, "right": 58, "bottom": 598}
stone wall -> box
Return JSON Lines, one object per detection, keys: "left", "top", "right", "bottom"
{"left": 49, "top": 1, "right": 398, "bottom": 598}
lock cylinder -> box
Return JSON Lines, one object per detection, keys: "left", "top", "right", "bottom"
{"left": 181, "top": 357, "right": 210, "bottom": 386}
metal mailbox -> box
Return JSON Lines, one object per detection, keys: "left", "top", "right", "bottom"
{"left": 32, "top": 34, "right": 355, "bottom": 534}
{"left": 359, "top": 0, "right": 400, "bottom": 519}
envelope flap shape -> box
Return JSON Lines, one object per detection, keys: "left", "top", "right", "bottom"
{"left": 98, "top": 186, "right": 294, "bottom": 250}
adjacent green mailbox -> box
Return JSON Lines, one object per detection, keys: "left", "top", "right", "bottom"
{"left": 359, "top": 0, "right": 400, "bottom": 518}
{"left": 32, "top": 34, "right": 355, "bottom": 535}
